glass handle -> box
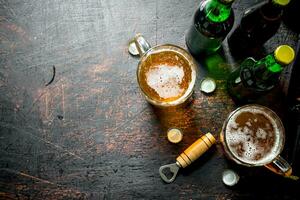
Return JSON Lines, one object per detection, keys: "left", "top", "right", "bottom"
{"left": 265, "top": 155, "right": 292, "bottom": 177}
{"left": 133, "top": 34, "right": 151, "bottom": 57}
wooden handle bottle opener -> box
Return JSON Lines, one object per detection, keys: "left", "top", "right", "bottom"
{"left": 159, "top": 132, "right": 216, "bottom": 183}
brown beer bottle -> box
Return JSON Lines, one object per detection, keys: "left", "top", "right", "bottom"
{"left": 227, "top": 0, "right": 290, "bottom": 57}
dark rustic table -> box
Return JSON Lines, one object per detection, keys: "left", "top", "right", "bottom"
{"left": 1, "top": 0, "right": 299, "bottom": 199}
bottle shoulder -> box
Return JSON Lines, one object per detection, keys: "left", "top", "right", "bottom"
{"left": 240, "top": 3, "right": 282, "bottom": 28}
{"left": 240, "top": 57, "right": 257, "bottom": 68}
{"left": 240, "top": 55, "right": 282, "bottom": 73}
{"left": 194, "top": 4, "right": 234, "bottom": 38}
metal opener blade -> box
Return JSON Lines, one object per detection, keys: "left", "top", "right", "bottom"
{"left": 159, "top": 132, "right": 216, "bottom": 183}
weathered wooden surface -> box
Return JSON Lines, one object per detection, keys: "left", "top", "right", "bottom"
{"left": 0, "top": 0, "right": 299, "bottom": 199}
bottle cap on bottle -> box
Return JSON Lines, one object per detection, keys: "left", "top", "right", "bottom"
{"left": 273, "top": 0, "right": 290, "bottom": 6}
{"left": 274, "top": 45, "right": 295, "bottom": 65}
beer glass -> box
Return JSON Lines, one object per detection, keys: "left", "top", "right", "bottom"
{"left": 220, "top": 104, "right": 292, "bottom": 176}
{"left": 131, "top": 34, "right": 197, "bottom": 107}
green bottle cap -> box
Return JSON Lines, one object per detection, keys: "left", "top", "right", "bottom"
{"left": 273, "top": 0, "right": 290, "bottom": 6}
{"left": 274, "top": 45, "right": 295, "bottom": 65}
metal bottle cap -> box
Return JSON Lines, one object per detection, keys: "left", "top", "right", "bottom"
{"left": 128, "top": 40, "right": 139, "bottom": 56}
{"left": 273, "top": 0, "right": 290, "bottom": 6}
{"left": 167, "top": 128, "right": 183, "bottom": 144}
{"left": 200, "top": 77, "right": 216, "bottom": 94}
{"left": 128, "top": 34, "right": 151, "bottom": 56}
{"left": 274, "top": 45, "right": 295, "bottom": 65}
{"left": 222, "top": 169, "right": 240, "bottom": 186}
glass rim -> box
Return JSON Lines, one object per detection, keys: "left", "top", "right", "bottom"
{"left": 222, "top": 104, "right": 285, "bottom": 166}
{"left": 136, "top": 44, "right": 197, "bottom": 107}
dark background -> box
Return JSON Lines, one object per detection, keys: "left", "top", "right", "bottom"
{"left": 0, "top": 0, "right": 299, "bottom": 199}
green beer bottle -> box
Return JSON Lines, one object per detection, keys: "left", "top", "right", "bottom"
{"left": 227, "top": 45, "right": 295, "bottom": 103}
{"left": 186, "top": 0, "right": 235, "bottom": 56}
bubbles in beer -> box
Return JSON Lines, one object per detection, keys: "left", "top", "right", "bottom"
{"left": 146, "top": 65, "right": 184, "bottom": 99}
{"left": 138, "top": 51, "right": 193, "bottom": 103}
{"left": 225, "top": 107, "right": 281, "bottom": 165}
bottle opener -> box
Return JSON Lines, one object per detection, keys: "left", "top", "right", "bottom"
{"left": 159, "top": 132, "right": 216, "bottom": 183}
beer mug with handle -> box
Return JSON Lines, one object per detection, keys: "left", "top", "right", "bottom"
{"left": 131, "top": 34, "right": 197, "bottom": 107}
{"left": 220, "top": 104, "right": 292, "bottom": 177}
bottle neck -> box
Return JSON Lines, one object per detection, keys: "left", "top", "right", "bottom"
{"left": 239, "top": 54, "right": 284, "bottom": 91}
{"left": 261, "top": 0, "right": 286, "bottom": 20}
{"left": 205, "top": 0, "right": 233, "bottom": 23}
{"left": 256, "top": 54, "right": 283, "bottom": 73}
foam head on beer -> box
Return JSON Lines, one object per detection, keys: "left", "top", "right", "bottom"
{"left": 225, "top": 106, "right": 283, "bottom": 165}
{"left": 138, "top": 50, "right": 193, "bottom": 103}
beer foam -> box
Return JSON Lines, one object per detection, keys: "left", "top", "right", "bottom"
{"left": 225, "top": 107, "right": 281, "bottom": 165}
{"left": 146, "top": 65, "right": 185, "bottom": 99}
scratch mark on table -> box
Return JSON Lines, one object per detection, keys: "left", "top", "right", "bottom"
{"left": 83, "top": 106, "right": 148, "bottom": 154}
{"left": 0, "top": 122, "right": 85, "bottom": 161}
{"left": 111, "top": 106, "right": 148, "bottom": 133}
{"left": 25, "top": 90, "right": 49, "bottom": 116}
{"left": 0, "top": 168, "right": 59, "bottom": 186}
{"left": 61, "top": 83, "right": 65, "bottom": 119}
{"left": 0, "top": 3, "right": 16, "bottom": 19}
{"left": 45, "top": 92, "right": 49, "bottom": 120}
{"left": 25, "top": 84, "right": 62, "bottom": 117}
